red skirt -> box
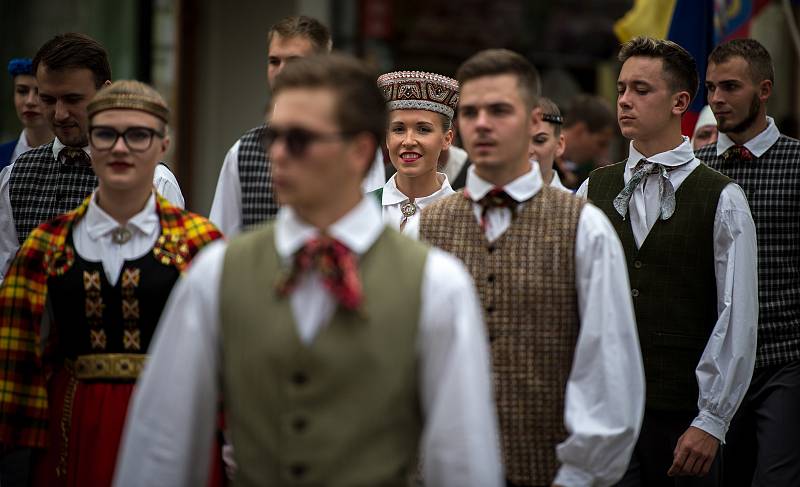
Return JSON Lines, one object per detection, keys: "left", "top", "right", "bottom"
{"left": 31, "top": 366, "right": 225, "bottom": 487}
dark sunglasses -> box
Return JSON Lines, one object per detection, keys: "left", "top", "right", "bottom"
{"left": 262, "top": 126, "right": 354, "bottom": 158}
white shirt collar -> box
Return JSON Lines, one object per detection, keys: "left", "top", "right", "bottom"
{"left": 549, "top": 170, "right": 570, "bottom": 192}
{"left": 17, "top": 130, "right": 32, "bottom": 152}
{"left": 715, "top": 116, "right": 780, "bottom": 157}
{"left": 381, "top": 172, "right": 454, "bottom": 206}
{"left": 275, "top": 195, "right": 384, "bottom": 259}
{"left": 85, "top": 191, "right": 160, "bottom": 241}
{"left": 52, "top": 137, "right": 91, "bottom": 161}
{"left": 11, "top": 130, "right": 33, "bottom": 162}
{"left": 465, "top": 161, "right": 543, "bottom": 202}
{"left": 626, "top": 136, "right": 695, "bottom": 168}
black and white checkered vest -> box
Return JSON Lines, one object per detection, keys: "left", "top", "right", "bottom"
{"left": 237, "top": 125, "right": 279, "bottom": 229}
{"left": 9, "top": 142, "right": 97, "bottom": 244}
{"left": 697, "top": 135, "right": 800, "bottom": 368}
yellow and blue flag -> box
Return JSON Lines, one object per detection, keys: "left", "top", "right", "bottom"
{"left": 614, "top": 0, "right": 770, "bottom": 135}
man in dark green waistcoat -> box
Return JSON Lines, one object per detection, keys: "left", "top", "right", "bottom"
{"left": 113, "top": 53, "right": 503, "bottom": 487}
{"left": 577, "top": 37, "right": 758, "bottom": 487}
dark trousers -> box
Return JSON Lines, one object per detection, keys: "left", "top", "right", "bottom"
{"left": 615, "top": 409, "right": 721, "bottom": 487}
{"left": 723, "top": 359, "right": 800, "bottom": 487}
{"left": 0, "top": 448, "right": 31, "bottom": 487}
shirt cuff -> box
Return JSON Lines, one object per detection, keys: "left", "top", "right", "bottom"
{"left": 553, "top": 463, "right": 596, "bottom": 487}
{"left": 691, "top": 409, "right": 729, "bottom": 443}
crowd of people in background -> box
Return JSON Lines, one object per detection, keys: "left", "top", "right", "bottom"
{"left": 0, "top": 13, "right": 797, "bottom": 487}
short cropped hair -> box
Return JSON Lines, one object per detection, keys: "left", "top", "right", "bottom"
{"left": 33, "top": 33, "right": 111, "bottom": 88}
{"left": 709, "top": 38, "right": 774, "bottom": 84}
{"left": 618, "top": 36, "right": 698, "bottom": 102}
{"left": 563, "top": 94, "right": 615, "bottom": 133}
{"left": 456, "top": 49, "right": 541, "bottom": 109}
{"left": 272, "top": 53, "right": 386, "bottom": 150}
{"left": 268, "top": 15, "right": 332, "bottom": 53}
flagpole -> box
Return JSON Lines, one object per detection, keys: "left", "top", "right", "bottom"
{"left": 782, "top": 0, "right": 800, "bottom": 61}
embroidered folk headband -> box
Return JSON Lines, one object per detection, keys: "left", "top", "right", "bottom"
{"left": 377, "top": 70, "right": 459, "bottom": 120}
{"left": 87, "top": 80, "right": 170, "bottom": 123}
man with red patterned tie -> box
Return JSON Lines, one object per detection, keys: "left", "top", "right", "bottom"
{"left": 697, "top": 38, "right": 800, "bottom": 487}
{"left": 419, "top": 48, "right": 644, "bottom": 487}
{"left": 114, "top": 54, "right": 503, "bottom": 487}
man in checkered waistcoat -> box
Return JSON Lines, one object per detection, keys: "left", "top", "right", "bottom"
{"left": 0, "top": 33, "right": 183, "bottom": 282}
{"left": 208, "top": 15, "right": 386, "bottom": 237}
{"left": 697, "top": 38, "right": 800, "bottom": 487}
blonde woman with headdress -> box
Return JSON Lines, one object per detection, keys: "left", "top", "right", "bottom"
{"left": 373, "top": 71, "right": 458, "bottom": 239}
{"left": 0, "top": 80, "right": 223, "bottom": 486}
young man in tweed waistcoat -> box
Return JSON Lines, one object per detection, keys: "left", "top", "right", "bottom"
{"left": 0, "top": 33, "right": 184, "bottom": 282}
{"left": 116, "top": 54, "right": 503, "bottom": 487}
{"left": 577, "top": 37, "right": 758, "bottom": 486}
{"left": 209, "top": 15, "right": 385, "bottom": 237}
{"left": 419, "top": 48, "right": 645, "bottom": 487}
{"left": 697, "top": 38, "right": 800, "bottom": 487}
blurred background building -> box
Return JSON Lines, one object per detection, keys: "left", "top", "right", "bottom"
{"left": 1, "top": 0, "right": 797, "bottom": 211}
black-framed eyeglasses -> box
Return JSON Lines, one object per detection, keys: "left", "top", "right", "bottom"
{"left": 262, "top": 126, "right": 354, "bottom": 158}
{"left": 89, "top": 126, "right": 165, "bottom": 152}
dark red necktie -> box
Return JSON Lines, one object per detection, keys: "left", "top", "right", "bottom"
{"left": 276, "top": 236, "right": 363, "bottom": 311}
{"left": 467, "top": 187, "right": 520, "bottom": 231}
{"left": 723, "top": 145, "right": 755, "bottom": 162}
{"left": 61, "top": 147, "right": 92, "bottom": 167}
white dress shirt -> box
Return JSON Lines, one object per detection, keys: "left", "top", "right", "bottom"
{"left": 114, "top": 196, "right": 504, "bottom": 487}
{"left": 72, "top": 192, "right": 160, "bottom": 286}
{"left": 10, "top": 130, "right": 34, "bottom": 163}
{"left": 577, "top": 136, "right": 759, "bottom": 442}
{"left": 441, "top": 145, "right": 469, "bottom": 182}
{"left": 379, "top": 172, "right": 454, "bottom": 240}
{"left": 715, "top": 116, "right": 780, "bottom": 157}
{"left": 464, "top": 162, "right": 645, "bottom": 486}
{"left": 208, "top": 139, "right": 386, "bottom": 237}
{"left": 0, "top": 138, "right": 184, "bottom": 283}
{"left": 549, "top": 169, "right": 570, "bottom": 192}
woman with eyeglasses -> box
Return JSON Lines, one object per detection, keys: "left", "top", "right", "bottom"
{"left": 0, "top": 80, "right": 223, "bottom": 487}
{"left": 371, "top": 71, "right": 458, "bottom": 239}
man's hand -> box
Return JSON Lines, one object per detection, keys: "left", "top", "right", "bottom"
{"left": 667, "top": 426, "right": 720, "bottom": 477}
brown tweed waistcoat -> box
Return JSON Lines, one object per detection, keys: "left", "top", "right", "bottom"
{"left": 419, "top": 186, "right": 584, "bottom": 485}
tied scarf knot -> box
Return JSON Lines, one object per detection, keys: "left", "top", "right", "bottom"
{"left": 466, "top": 187, "right": 520, "bottom": 232}
{"left": 61, "top": 148, "right": 91, "bottom": 168}
{"left": 723, "top": 145, "right": 755, "bottom": 162}
{"left": 276, "top": 235, "right": 363, "bottom": 311}
{"left": 613, "top": 159, "right": 678, "bottom": 221}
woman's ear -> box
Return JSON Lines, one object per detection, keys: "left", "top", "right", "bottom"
{"left": 556, "top": 133, "right": 566, "bottom": 159}
{"left": 442, "top": 128, "right": 454, "bottom": 151}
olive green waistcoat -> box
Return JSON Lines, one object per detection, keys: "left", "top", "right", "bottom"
{"left": 587, "top": 161, "right": 731, "bottom": 412}
{"left": 220, "top": 224, "right": 427, "bottom": 486}
{"left": 419, "top": 187, "right": 583, "bottom": 486}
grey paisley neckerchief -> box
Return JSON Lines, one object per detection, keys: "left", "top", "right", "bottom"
{"left": 613, "top": 159, "right": 687, "bottom": 221}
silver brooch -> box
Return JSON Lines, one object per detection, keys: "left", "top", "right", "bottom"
{"left": 401, "top": 201, "right": 417, "bottom": 218}
{"left": 111, "top": 227, "right": 133, "bottom": 245}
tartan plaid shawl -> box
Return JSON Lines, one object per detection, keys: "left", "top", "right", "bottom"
{"left": 0, "top": 193, "right": 222, "bottom": 448}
